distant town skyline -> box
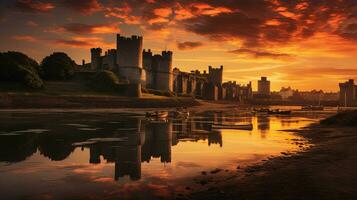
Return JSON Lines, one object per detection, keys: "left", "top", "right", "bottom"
{"left": 1, "top": 0, "right": 356, "bottom": 92}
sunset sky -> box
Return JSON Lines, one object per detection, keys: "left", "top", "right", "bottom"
{"left": 0, "top": 0, "right": 356, "bottom": 91}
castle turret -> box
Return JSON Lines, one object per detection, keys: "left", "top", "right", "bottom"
{"left": 91, "top": 48, "right": 102, "bottom": 71}
{"left": 156, "top": 51, "right": 173, "bottom": 91}
{"left": 143, "top": 49, "right": 153, "bottom": 70}
{"left": 208, "top": 65, "right": 223, "bottom": 86}
{"left": 117, "top": 34, "right": 146, "bottom": 84}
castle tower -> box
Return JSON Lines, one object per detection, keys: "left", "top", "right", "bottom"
{"left": 258, "top": 77, "right": 271, "bottom": 96}
{"left": 143, "top": 49, "right": 154, "bottom": 88}
{"left": 156, "top": 51, "right": 173, "bottom": 91}
{"left": 208, "top": 65, "right": 223, "bottom": 86}
{"left": 143, "top": 49, "right": 153, "bottom": 70}
{"left": 339, "top": 79, "right": 356, "bottom": 106}
{"left": 116, "top": 34, "right": 146, "bottom": 84}
{"left": 91, "top": 48, "right": 102, "bottom": 71}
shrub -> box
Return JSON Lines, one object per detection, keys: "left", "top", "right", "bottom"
{"left": 91, "top": 70, "right": 120, "bottom": 91}
{"left": 41, "top": 52, "right": 76, "bottom": 80}
{"left": 0, "top": 52, "right": 43, "bottom": 89}
{"left": 21, "top": 67, "right": 43, "bottom": 89}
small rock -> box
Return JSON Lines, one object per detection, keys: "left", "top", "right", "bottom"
{"left": 201, "top": 171, "right": 207, "bottom": 175}
{"left": 210, "top": 168, "right": 222, "bottom": 174}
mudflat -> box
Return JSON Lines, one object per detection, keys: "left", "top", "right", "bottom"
{"left": 187, "top": 111, "right": 357, "bottom": 200}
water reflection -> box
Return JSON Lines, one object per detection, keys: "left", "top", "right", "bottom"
{"left": 0, "top": 111, "right": 322, "bottom": 199}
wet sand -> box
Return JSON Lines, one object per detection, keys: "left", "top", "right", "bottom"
{"left": 186, "top": 113, "right": 357, "bottom": 200}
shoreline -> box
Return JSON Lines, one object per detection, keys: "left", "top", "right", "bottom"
{"left": 0, "top": 93, "right": 201, "bottom": 109}
{"left": 186, "top": 112, "right": 357, "bottom": 200}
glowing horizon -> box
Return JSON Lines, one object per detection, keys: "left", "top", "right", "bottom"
{"left": 1, "top": 0, "right": 356, "bottom": 92}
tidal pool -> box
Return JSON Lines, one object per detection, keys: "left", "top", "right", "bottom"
{"left": 0, "top": 111, "right": 322, "bottom": 200}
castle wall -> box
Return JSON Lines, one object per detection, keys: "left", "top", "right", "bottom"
{"left": 101, "top": 49, "right": 117, "bottom": 71}
{"left": 195, "top": 81, "right": 204, "bottom": 97}
{"left": 119, "top": 65, "right": 146, "bottom": 85}
{"left": 203, "top": 83, "right": 218, "bottom": 100}
{"left": 187, "top": 77, "right": 196, "bottom": 95}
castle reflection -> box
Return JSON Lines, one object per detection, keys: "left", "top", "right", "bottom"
{"left": 0, "top": 112, "right": 302, "bottom": 181}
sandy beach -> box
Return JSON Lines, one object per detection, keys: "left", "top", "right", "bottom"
{"left": 185, "top": 111, "right": 357, "bottom": 200}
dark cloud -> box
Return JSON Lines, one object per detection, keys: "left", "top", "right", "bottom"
{"left": 229, "top": 48, "right": 291, "bottom": 59}
{"left": 184, "top": 12, "right": 263, "bottom": 46}
{"left": 178, "top": 0, "right": 357, "bottom": 47}
{"left": 62, "top": 0, "right": 102, "bottom": 15}
{"left": 15, "top": 0, "right": 55, "bottom": 12}
{"left": 177, "top": 41, "right": 203, "bottom": 50}
{"left": 338, "top": 23, "right": 357, "bottom": 40}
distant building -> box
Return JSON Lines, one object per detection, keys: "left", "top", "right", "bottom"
{"left": 257, "top": 77, "right": 271, "bottom": 97}
{"left": 339, "top": 79, "right": 357, "bottom": 106}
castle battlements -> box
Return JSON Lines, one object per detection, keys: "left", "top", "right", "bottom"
{"left": 87, "top": 33, "right": 253, "bottom": 100}
{"left": 117, "top": 34, "right": 143, "bottom": 42}
{"left": 91, "top": 48, "right": 102, "bottom": 54}
{"left": 161, "top": 51, "right": 173, "bottom": 60}
{"left": 143, "top": 49, "right": 153, "bottom": 56}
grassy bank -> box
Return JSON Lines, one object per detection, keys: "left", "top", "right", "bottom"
{"left": 0, "top": 80, "right": 202, "bottom": 109}
{"left": 187, "top": 111, "right": 357, "bottom": 200}
{"left": 0, "top": 93, "right": 200, "bottom": 109}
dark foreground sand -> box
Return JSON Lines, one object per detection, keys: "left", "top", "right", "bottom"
{"left": 186, "top": 111, "right": 357, "bottom": 200}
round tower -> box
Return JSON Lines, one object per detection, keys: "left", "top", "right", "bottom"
{"left": 155, "top": 51, "right": 173, "bottom": 91}
{"left": 90, "top": 48, "right": 102, "bottom": 71}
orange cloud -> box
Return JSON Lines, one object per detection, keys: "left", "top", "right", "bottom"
{"left": 191, "top": 3, "right": 232, "bottom": 16}
{"left": 11, "top": 35, "right": 38, "bottom": 42}
{"left": 105, "top": 6, "right": 141, "bottom": 24}
{"left": 177, "top": 41, "right": 203, "bottom": 50}
{"left": 265, "top": 19, "right": 282, "bottom": 26}
{"left": 295, "top": 2, "right": 309, "bottom": 10}
{"left": 153, "top": 8, "right": 172, "bottom": 18}
{"left": 62, "top": 23, "right": 120, "bottom": 34}
{"left": 55, "top": 36, "right": 113, "bottom": 48}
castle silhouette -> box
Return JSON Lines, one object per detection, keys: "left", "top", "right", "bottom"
{"left": 85, "top": 34, "right": 252, "bottom": 101}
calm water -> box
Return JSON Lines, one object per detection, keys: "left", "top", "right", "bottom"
{"left": 0, "top": 110, "right": 323, "bottom": 200}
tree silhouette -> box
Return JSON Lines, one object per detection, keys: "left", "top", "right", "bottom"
{"left": 41, "top": 52, "right": 76, "bottom": 80}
